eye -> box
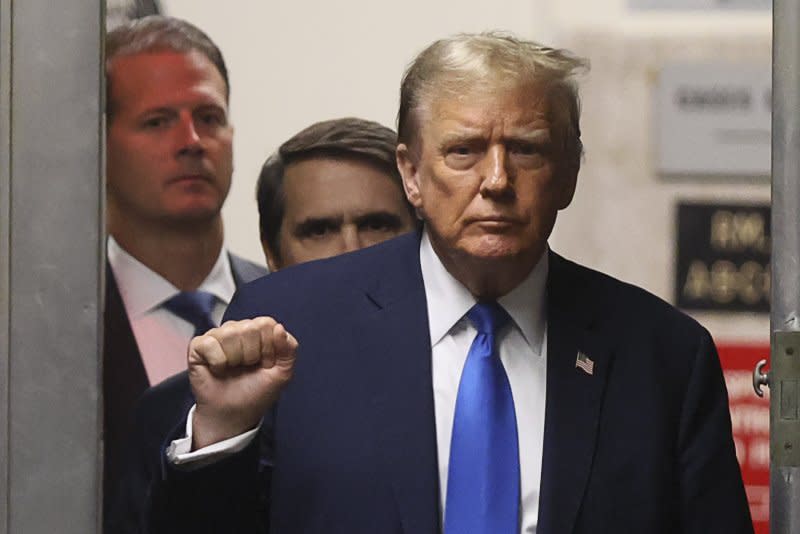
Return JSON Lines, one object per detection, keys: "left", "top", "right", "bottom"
{"left": 307, "top": 222, "right": 332, "bottom": 237}
{"left": 507, "top": 141, "right": 550, "bottom": 169}
{"left": 508, "top": 141, "right": 538, "bottom": 156}
{"left": 297, "top": 220, "right": 339, "bottom": 239}
{"left": 141, "top": 115, "right": 170, "bottom": 129}
{"left": 362, "top": 220, "right": 389, "bottom": 232}
{"left": 358, "top": 214, "right": 402, "bottom": 233}
{"left": 449, "top": 145, "right": 473, "bottom": 156}
{"left": 197, "top": 110, "right": 227, "bottom": 127}
{"left": 444, "top": 142, "right": 482, "bottom": 169}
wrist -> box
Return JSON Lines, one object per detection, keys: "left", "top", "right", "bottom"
{"left": 192, "top": 407, "right": 260, "bottom": 450}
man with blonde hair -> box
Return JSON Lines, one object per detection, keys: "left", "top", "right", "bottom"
{"left": 131, "top": 32, "right": 752, "bottom": 533}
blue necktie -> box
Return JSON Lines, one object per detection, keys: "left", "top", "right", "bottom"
{"left": 162, "top": 291, "right": 218, "bottom": 336}
{"left": 445, "top": 301, "right": 520, "bottom": 534}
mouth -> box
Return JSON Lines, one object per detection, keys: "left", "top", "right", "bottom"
{"left": 169, "top": 174, "right": 212, "bottom": 185}
{"left": 468, "top": 217, "right": 520, "bottom": 231}
{"left": 470, "top": 215, "right": 519, "bottom": 224}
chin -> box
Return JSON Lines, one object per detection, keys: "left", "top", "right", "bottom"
{"left": 459, "top": 235, "right": 527, "bottom": 261}
{"left": 166, "top": 205, "right": 222, "bottom": 224}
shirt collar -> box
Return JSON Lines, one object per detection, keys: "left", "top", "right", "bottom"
{"left": 107, "top": 236, "right": 236, "bottom": 318}
{"left": 419, "top": 229, "right": 548, "bottom": 352}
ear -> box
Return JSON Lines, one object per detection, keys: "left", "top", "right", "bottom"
{"left": 261, "top": 240, "right": 281, "bottom": 272}
{"left": 396, "top": 143, "right": 423, "bottom": 210}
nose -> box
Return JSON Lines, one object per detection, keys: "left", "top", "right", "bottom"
{"left": 175, "top": 114, "right": 204, "bottom": 157}
{"left": 479, "top": 145, "right": 513, "bottom": 199}
{"left": 341, "top": 225, "right": 363, "bottom": 253}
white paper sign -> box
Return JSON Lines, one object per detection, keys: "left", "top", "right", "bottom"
{"left": 655, "top": 62, "right": 770, "bottom": 177}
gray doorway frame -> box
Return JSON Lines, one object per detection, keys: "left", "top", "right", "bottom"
{"left": 0, "top": 0, "right": 104, "bottom": 532}
{"left": 3, "top": 0, "right": 800, "bottom": 532}
{"left": 771, "top": 0, "right": 800, "bottom": 531}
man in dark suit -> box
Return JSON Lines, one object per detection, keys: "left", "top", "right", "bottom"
{"left": 128, "top": 32, "right": 753, "bottom": 533}
{"left": 255, "top": 117, "right": 419, "bottom": 271}
{"left": 102, "top": 15, "right": 267, "bottom": 523}
{"left": 107, "top": 115, "right": 418, "bottom": 532}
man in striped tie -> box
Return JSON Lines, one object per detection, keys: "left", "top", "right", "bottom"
{"left": 132, "top": 32, "right": 753, "bottom": 534}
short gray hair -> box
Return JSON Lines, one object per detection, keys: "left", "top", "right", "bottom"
{"left": 397, "top": 31, "right": 588, "bottom": 178}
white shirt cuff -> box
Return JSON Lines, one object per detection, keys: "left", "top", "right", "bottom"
{"left": 166, "top": 404, "right": 261, "bottom": 469}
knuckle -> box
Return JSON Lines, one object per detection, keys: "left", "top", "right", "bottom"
{"left": 211, "top": 320, "right": 245, "bottom": 341}
{"left": 192, "top": 335, "right": 218, "bottom": 353}
{"left": 253, "top": 316, "right": 277, "bottom": 329}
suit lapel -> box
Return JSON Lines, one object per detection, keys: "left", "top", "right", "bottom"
{"left": 537, "top": 253, "right": 614, "bottom": 533}
{"left": 354, "top": 233, "right": 441, "bottom": 534}
{"left": 103, "top": 264, "right": 150, "bottom": 497}
{"left": 104, "top": 264, "right": 149, "bottom": 405}
{"left": 103, "top": 253, "right": 265, "bottom": 415}
{"left": 346, "top": 238, "right": 612, "bottom": 533}
{"left": 228, "top": 253, "right": 268, "bottom": 286}
{"left": 102, "top": 255, "right": 265, "bottom": 496}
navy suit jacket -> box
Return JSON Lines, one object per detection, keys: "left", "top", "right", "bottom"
{"left": 118, "top": 232, "right": 752, "bottom": 533}
{"left": 103, "top": 253, "right": 267, "bottom": 531}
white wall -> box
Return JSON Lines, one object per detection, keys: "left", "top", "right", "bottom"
{"left": 161, "top": 0, "right": 771, "bottom": 342}
{"left": 554, "top": 27, "right": 770, "bottom": 342}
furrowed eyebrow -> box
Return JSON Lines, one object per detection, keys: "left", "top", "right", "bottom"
{"left": 439, "top": 132, "right": 484, "bottom": 145}
{"left": 505, "top": 128, "right": 551, "bottom": 143}
{"left": 294, "top": 216, "right": 342, "bottom": 234}
{"left": 139, "top": 107, "right": 177, "bottom": 118}
{"left": 438, "top": 127, "right": 551, "bottom": 146}
{"left": 354, "top": 212, "right": 405, "bottom": 228}
{"left": 195, "top": 103, "right": 227, "bottom": 114}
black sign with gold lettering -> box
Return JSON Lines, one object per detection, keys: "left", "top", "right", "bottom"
{"left": 676, "top": 202, "right": 770, "bottom": 312}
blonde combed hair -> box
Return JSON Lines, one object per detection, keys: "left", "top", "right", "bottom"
{"left": 397, "top": 32, "right": 589, "bottom": 178}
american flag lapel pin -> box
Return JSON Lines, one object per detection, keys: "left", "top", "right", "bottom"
{"left": 575, "top": 351, "right": 594, "bottom": 375}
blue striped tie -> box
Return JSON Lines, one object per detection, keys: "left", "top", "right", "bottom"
{"left": 445, "top": 301, "right": 520, "bottom": 534}
{"left": 162, "top": 290, "right": 218, "bottom": 337}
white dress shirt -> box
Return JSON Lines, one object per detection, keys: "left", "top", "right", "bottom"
{"left": 421, "top": 231, "right": 548, "bottom": 534}
{"left": 171, "top": 231, "right": 548, "bottom": 534}
{"left": 107, "top": 236, "right": 236, "bottom": 385}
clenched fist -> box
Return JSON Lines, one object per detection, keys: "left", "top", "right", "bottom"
{"left": 187, "top": 316, "right": 298, "bottom": 449}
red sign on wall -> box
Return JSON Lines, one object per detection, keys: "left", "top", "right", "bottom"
{"left": 718, "top": 343, "right": 770, "bottom": 533}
